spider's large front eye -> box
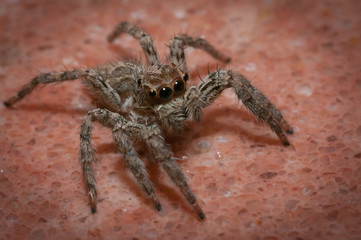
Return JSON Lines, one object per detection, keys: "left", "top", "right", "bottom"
{"left": 174, "top": 80, "right": 184, "bottom": 92}
{"left": 148, "top": 90, "right": 157, "bottom": 97}
{"left": 159, "top": 87, "right": 173, "bottom": 99}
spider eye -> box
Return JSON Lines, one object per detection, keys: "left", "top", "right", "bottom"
{"left": 174, "top": 80, "right": 184, "bottom": 92}
{"left": 137, "top": 79, "right": 142, "bottom": 86}
{"left": 183, "top": 73, "right": 189, "bottom": 81}
{"left": 159, "top": 87, "right": 172, "bottom": 99}
{"left": 148, "top": 90, "right": 156, "bottom": 97}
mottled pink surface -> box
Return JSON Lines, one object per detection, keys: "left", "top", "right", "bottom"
{"left": 1, "top": 0, "right": 361, "bottom": 239}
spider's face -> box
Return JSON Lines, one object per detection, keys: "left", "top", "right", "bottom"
{"left": 138, "top": 63, "right": 188, "bottom": 105}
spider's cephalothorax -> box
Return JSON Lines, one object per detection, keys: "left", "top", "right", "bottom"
{"left": 137, "top": 63, "right": 189, "bottom": 106}
{"left": 3, "top": 21, "right": 293, "bottom": 219}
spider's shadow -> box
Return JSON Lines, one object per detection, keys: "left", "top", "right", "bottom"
{"left": 169, "top": 106, "right": 283, "bottom": 147}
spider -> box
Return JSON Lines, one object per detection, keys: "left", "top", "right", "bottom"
{"left": 4, "top": 21, "right": 293, "bottom": 219}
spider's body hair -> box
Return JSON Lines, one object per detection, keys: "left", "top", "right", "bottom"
{"left": 3, "top": 21, "right": 293, "bottom": 220}
{"left": 81, "top": 61, "right": 189, "bottom": 134}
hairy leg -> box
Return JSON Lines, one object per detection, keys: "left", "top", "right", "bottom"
{"left": 80, "top": 108, "right": 160, "bottom": 213}
{"left": 229, "top": 71, "right": 294, "bottom": 141}
{"left": 112, "top": 121, "right": 162, "bottom": 211}
{"left": 81, "top": 68, "right": 123, "bottom": 112}
{"left": 108, "top": 21, "right": 159, "bottom": 66}
{"left": 184, "top": 70, "right": 293, "bottom": 146}
{"left": 80, "top": 108, "right": 118, "bottom": 213}
{"left": 3, "top": 69, "right": 82, "bottom": 107}
{"left": 141, "top": 124, "right": 205, "bottom": 219}
{"left": 169, "top": 34, "right": 231, "bottom": 72}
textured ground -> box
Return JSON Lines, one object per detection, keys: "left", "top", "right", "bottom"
{"left": 1, "top": 0, "right": 361, "bottom": 239}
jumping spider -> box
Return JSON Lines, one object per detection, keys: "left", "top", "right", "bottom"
{"left": 4, "top": 21, "right": 293, "bottom": 219}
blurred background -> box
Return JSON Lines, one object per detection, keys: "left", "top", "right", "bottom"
{"left": 0, "top": 0, "right": 360, "bottom": 239}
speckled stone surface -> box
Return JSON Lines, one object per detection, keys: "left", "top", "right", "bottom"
{"left": 1, "top": 0, "right": 361, "bottom": 239}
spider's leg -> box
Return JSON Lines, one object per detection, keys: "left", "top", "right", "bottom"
{"left": 142, "top": 124, "right": 205, "bottom": 219}
{"left": 228, "top": 70, "right": 294, "bottom": 144}
{"left": 108, "top": 21, "right": 159, "bottom": 66}
{"left": 169, "top": 34, "right": 231, "bottom": 72}
{"left": 81, "top": 68, "right": 123, "bottom": 112}
{"left": 3, "top": 69, "right": 83, "bottom": 107}
{"left": 80, "top": 108, "right": 161, "bottom": 213}
{"left": 184, "top": 70, "right": 293, "bottom": 146}
{"left": 112, "top": 121, "right": 162, "bottom": 211}
{"left": 80, "top": 108, "right": 117, "bottom": 213}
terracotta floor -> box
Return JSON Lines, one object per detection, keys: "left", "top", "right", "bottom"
{"left": 1, "top": 0, "right": 360, "bottom": 239}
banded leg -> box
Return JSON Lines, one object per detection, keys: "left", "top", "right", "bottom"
{"left": 3, "top": 69, "right": 82, "bottom": 107}
{"left": 80, "top": 108, "right": 161, "bottom": 213}
{"left": 184, "top": 70, "right": 293, "bottom": 146}
{"left": 169, "top": 34, "right": 231, "bottom": 72}
{"left": 108, "top": 21, "right": 159, "bottom": 66}
{"left": 142, "top": 124, "right": 205, "bottom": 219}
